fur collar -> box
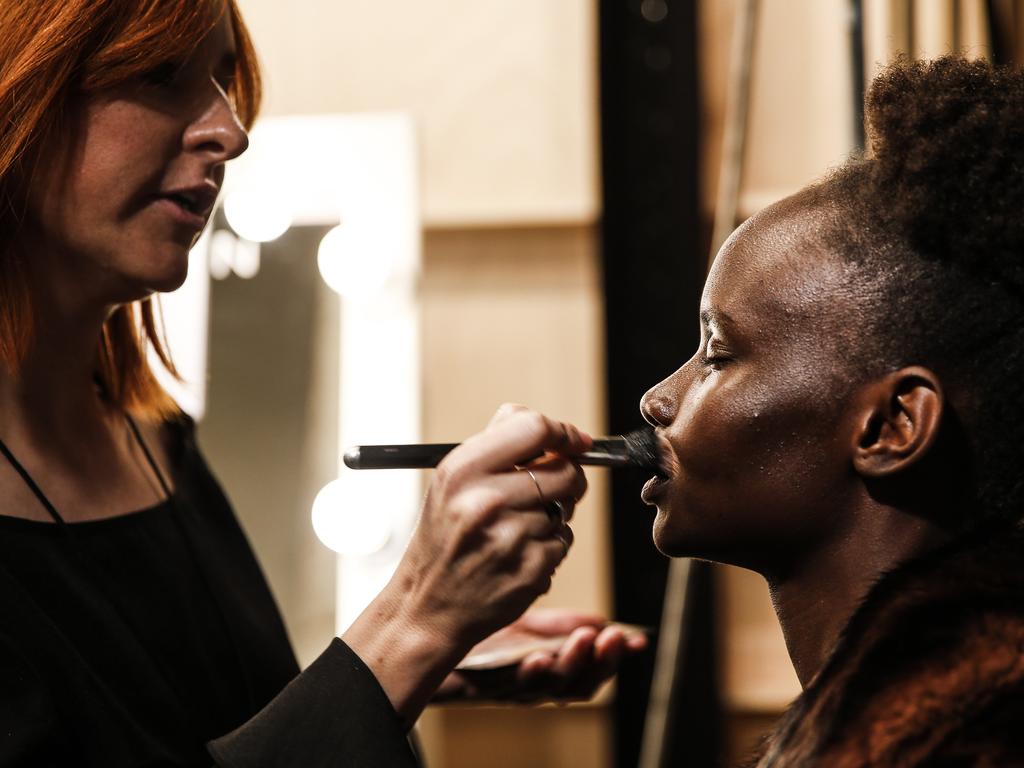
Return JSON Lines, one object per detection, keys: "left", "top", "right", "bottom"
{"left": 752, "top": 527, "right": 1024, "bottom": 767}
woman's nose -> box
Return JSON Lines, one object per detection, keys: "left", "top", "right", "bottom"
{"left": 183, "top": 80, "right": 249, "bottom": 163}
{"left": 640, "top": 376, "right": 679, "bottom": 428}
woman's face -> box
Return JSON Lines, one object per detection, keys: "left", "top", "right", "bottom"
{"left": 24, "top": 11, "right": 247, "bottom": 308}
{"left": 640, "top": 198, "right": 867, "bottom": 574}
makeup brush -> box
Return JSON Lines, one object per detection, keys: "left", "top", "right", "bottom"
{"left": 343, "top": 426, "right": 665, "bottom": 473}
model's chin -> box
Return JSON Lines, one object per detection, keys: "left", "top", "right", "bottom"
{"left": 651, "top": 504, "right": 723, "bottom": 561}
{"left": 652, "top": 509, "right": 688, "bottom": 558}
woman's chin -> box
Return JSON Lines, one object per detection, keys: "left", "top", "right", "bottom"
{"left": 129, "top": 257, "right": 190, "bottom": 297}
{"left": 148, "top": 268, "right": 189, "bottom": 294}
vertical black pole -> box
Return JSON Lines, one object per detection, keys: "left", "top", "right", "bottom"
{"left": 849, "top": 0, "right": 866, "bottom": 150}
{"left": 986, "top": 0, "right": 1015, "bottom": 65}
{"left": 598, "top": 0, "right": 706, "bottom": 765}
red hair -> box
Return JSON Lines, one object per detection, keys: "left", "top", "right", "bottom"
{"left": 0, "top": 0, "right": 261, "bottom": 419}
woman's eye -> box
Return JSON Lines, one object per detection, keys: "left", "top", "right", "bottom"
{"left": 215, "top": 70, "right": 237, "bottom": 93}
{"left": 141, "top": 62, "right": 182, "bottom": 88}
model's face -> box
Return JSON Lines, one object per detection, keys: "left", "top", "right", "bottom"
{"left": 640, "top": 199, "right": 865, "bottom": 573}
{"left": 24, "top": 11, "right": 247, "bottom": 307}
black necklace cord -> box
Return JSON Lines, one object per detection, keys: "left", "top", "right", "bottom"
{"left": 124, "top": 413, "right": 173, "bottom": 500}
{"left": 0, "top": 436, "right": 67, "bottom": 526}
{"left": 0, "top": 413, "right": 170, "bottom": 528}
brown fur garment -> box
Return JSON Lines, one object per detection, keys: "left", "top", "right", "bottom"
{"left": 751, "top": 527, "right": 1024, "bottom": 767}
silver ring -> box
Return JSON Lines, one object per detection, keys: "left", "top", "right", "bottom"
{"left": 522, "top": 467, "right": 546, "bottom": 507}
{"left": 546, "top": 499, "right": 567, "bottom": 526}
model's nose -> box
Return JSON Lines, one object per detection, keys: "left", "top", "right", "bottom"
{"left": 640, "top": 381, "right": 676, "bottom": 428}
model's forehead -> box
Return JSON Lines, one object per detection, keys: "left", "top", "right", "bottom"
{"left": 702, "top": 195, "right": 856, "bottom": 335}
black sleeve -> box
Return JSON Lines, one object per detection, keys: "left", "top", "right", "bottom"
{"left": 207, "top": 639, "right": 419, "bottom": 768}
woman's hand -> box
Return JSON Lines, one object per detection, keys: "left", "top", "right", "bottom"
{"left": 342, "top": 405, "right": 592, "bottom": 728}
{"left": 433, "top": 608, "right": 649, "bottom": 704}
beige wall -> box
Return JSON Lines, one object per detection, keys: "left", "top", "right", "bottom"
{"left": 236, "top": 0, "right": 600, "bottom": 226}
{"left": 700, "top": 0, "right": 855, "bottom": 222}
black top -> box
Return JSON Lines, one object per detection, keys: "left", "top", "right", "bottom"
{"left": 0, "top": 418, "right": 417, "bottom": 767}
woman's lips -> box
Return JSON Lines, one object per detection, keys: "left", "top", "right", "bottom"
{"left": 154, "top": 196, "right": 209, "bottom": 230}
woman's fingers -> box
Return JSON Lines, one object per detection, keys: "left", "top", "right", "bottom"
{"left": 456, "top": 407, "right": 592, "bottom": 473}
{"left": 485, "top": 511, "right": 564, "bottom": 555}
{"left": 387, "top": 406, "right": 591, "bottom": 673}
{"left": 533, "top": 534, "right": 572, "bottom": 576}
{"left": 515, "top": 627, "right": 605, "bottom": 699}
{"left": 551, "top": 626, "right": 599, "bottom": 679}
{"left": 474, "top": 459, "right": 587, "bottom": 515}
{"left": 487, "top": 402, "right": 529, "bottom": 427}
{"left": 513, "top": 607, "right": 607, "bottom": 636}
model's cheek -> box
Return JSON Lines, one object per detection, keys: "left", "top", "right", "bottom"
{"left": 669, "top": 374, "right": 768, "bottom": 484}
{"left": 667, "top": 368, "right": 833, "bottom": 520}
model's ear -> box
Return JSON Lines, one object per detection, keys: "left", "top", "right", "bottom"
{"left": 852, "top": 366, "right": 944, "bottom": 479}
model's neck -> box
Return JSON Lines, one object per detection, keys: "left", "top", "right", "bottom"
{"left": 766, "top": 505, "right": 952, "bottom": 688}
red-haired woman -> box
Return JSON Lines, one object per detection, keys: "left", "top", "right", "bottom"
{"left": 0, "top": 2, "right": 640, "bottom": 765}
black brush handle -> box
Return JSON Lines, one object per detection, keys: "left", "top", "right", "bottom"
{"left": 344, "top": 438, "right": 631, "bottom": 470}
{"left": 344, "top": 443, "right": 459, "bottom": 469}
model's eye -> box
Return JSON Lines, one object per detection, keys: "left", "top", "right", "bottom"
{"left": 699, "top": 338, "right": 732, "bottom": 368}
{"left": 699, "top": 353, "right": 729, "bottom": 368}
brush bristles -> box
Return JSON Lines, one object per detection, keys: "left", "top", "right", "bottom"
{"left": 621, "top": 426, "right": 665, "bottom": 474}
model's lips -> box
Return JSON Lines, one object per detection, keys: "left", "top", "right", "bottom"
{"left": 640, "top": 430, "right": 677, "bottom": 505}
{"left": 653, "top": 431, "right": 676, "bottom": 478}
{"left": 641, "top": 474, "right": 670, "bottom": 505}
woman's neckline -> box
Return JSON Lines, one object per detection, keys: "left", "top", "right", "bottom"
{"left": 0, "top": 495, "right": 176, "bottom": 533}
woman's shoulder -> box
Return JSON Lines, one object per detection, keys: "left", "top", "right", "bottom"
{"left": 165, "top": 411, "right": 197, "bottom": 454}
{"left": 138, "top": 411, "right": 197, "bottom": 472}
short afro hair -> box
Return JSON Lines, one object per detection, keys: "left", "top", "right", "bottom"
{"left": 813, "top": 57, "right": 1024, "bottom": 527}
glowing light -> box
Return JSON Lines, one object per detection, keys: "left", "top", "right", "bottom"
{"left": 223, "top": 187, "right": 293, "bottom": 243}
{"left": 232, "top": 238, "right": 261, "bottom": 279}
{"left": 208, "top": 228, "right": 261, "bottom": 280}
{"left": 209, "top": 230, "right": 235, "bottom": 280}
{"left": 234, "top": 114, "right": 421, "bottom": 633}
{"left": 312, "top": 477, "right": 393, "bottom": 556}
{"left": 317, "top": 223, "right": 396, "bottom": 297}
{"left": 149, "top": 229, "right": 211, "bottom": 419}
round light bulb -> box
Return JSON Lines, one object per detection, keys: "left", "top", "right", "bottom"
{"left": 312, "top": 477, "right": 393, "bottom": 556}
{"left": 317, "top": 223, "right": 395, "bottom": 297}
{"left": 223, "top": 188, "right": 293, "bottom": 243}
